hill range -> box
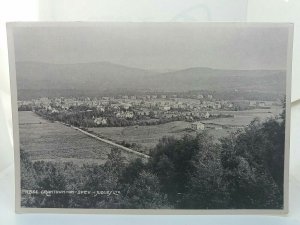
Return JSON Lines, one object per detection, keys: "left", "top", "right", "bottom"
{"left": 16, "top": 61, "right": 286, "bottom": 99}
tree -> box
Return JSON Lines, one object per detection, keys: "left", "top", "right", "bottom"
{"left": 120, "top": 170, "right": 170, "bottom": 209}
{"left": 76, "top": 148, "right": 126, "bottom": 208}
{"left": 119, "top": 158, "right": 146, "bottom": 184}
{"left": 20, "top": 149, "right": 39, "bottom": 207}
{"left": 104, "top": 148, "right": 126, "bottom": 177}
{"left": 148, "top": 133, "right": 217, "bottom": 207}
{"left": 181, "top": 135, "right": 229, "bottom": 209}
{"left": 20, "top": 149, "right": 37, "bottom": 190}
{"left": 220, "top": 117, "right": 284, "bottom": 209}
{"left": 31, "top": 161, "right": 70, "bottom": 208}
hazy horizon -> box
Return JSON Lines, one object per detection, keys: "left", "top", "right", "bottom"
{"left": 13, "top": 23, "right": 290, "bottom": 71}
{"left": 15, "top": 60, "right": 287, "bottom": 72}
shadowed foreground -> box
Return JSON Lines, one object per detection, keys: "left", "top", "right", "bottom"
{"left": 20, "top": 110, "right": 285, "bottom": 209}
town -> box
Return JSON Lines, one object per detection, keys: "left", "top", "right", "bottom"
{"left": 18, "top": 92, "right": 280, "bottom": 131}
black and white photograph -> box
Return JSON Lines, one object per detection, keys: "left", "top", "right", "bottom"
{"left": 7, "top": 23, "right": 292, "bottom": 213}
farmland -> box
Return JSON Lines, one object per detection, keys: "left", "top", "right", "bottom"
{"left": 18, "top": 105, "right": 283, "bottom": 161}
{"left": 19, "top": 111, "right": 141, "bottom": 164}
{"left": 88, "top": 106, "right": 283, "bottom": 152}
{"left": 203, "top": 106, "right": 282, "bottom": 127}
{"left": 88, "top": 121, "right": 192, "bottom": 153}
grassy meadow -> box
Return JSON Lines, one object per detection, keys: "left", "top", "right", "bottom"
{"left": 19, "top": 111, "right": 140, "bottom": 164}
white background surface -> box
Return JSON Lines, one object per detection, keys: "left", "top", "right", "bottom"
{"left": 0, "top": 0, "right": 299, "bottom": 224}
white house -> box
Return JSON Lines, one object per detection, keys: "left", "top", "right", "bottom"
{"left": 97, "top": 106, "right": 105, "bottom": 112}
{"left": 258, "top": 102, "right": 266, "bottom": 107}
{"left": 122, "top": 103, "right": 132, "bottom": 110}
{"left": 163, "top": 106, "right": 171, "bottom": 111}
{"left": 51, "top": 109, "right": 59, "bottom": 113}
{"left": 204, "top": 112, "right": 210, "bottom": 119}
{"left": 191, "top": 122, "right": 205, "bottom": 131}
{"left": 94, "top": 117, "right": 107, "bottom": 125}
{"left": 125, "top": 111, "right": 134, "bottom": 119}
{"left": 249, "top": 101, "right": 257, "bottom": 107}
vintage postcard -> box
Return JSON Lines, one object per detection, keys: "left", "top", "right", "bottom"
{"left": 7, "top": 22, "right": 293, "bottom": 214}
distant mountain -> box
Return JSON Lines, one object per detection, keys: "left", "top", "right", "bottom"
{"left": 16, "top": 61, "right": 156, "bottom": 91}
{"left": 16, "top": 61, "right": 286, "bottom": 97}
{"left": 150, "top": 67, "right": 286, "bottom": 93}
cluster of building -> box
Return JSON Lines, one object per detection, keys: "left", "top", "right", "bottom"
{"left": 17, "top": 94, "right": 278, "bottom": 128}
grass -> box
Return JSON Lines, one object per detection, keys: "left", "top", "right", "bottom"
{"left": 88, "top": 121, "right": 192, "bottom": 152}
{"left": 19, "top": 111, "right": 140, "bottom": 164}
{"left": 19, "top": 106, "right": 283, "bottom": 161}
{"left": 203, "top": 106, "right": 282, "bottom": 127}
{"left": 88, "top": 106, "right": 283, "bottom": 151}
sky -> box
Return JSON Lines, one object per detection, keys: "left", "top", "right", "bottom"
{"left": 13, "top": 23, "right": 290, "bottom": 71}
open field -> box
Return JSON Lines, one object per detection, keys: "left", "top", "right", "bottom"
{"left": 88, "top": 106, "right": 283, "bottom": 151}
{"left": 88, "top": 121, "right": 193, "bottom": 152}
{"left": 19, "top": 111, "right": 142, "bottom": 164}
{"left": 18, "top": 105, "right": 283, "bottom": 161}
{"left": 203, "top": 106, "right": 283, "bottom": 127}
{"left": 88, "top": 121, "right": 233, "bottom": 151}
